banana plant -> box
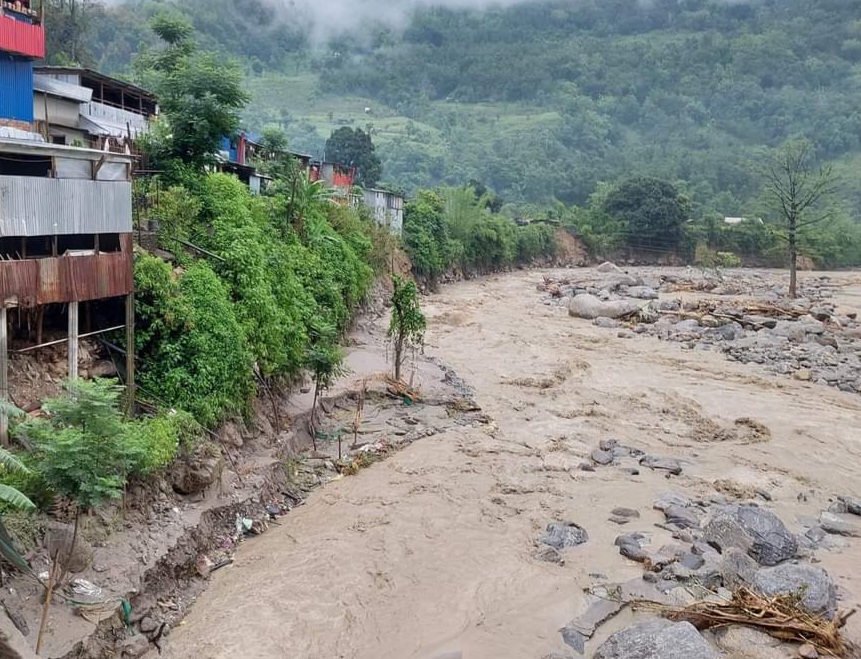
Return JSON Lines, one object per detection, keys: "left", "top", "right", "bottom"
{"left": 0, "top": 404, "right": 36, "bottom": 574}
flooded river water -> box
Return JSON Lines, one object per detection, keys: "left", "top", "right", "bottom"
{"left": 165, "top": 269, "right": 861, "bottom": 659}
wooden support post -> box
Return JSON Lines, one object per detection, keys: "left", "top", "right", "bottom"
{"left": 68, "top": 302, "right": 79, "bottom": 381}
{"left": 125, "top": 293, "right": 135, "bottom": 416}
{"left": 0, "top": 307, "right": 8, "bottom": 447}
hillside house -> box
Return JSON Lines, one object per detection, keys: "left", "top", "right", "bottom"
{"left": 217, "top": 132, "right": 273, "bottom": 194}
{"left": 310, "top": 161, "right": 355, "bottom": 198}
{"left": 0, "top": 20, "right": 138, "bottom": 443}
{"left": 363, "top": 188, "right": 404, "bottom": 235}
{"left": 218, "top": 131, "right": 315, "bottom": 194}
{"left": 34, "top": 66, "right": 157, "bottom": 151}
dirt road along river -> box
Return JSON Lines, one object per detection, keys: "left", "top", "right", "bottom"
{"left": 164, "top": 268, "right": 861, "bottom": 659}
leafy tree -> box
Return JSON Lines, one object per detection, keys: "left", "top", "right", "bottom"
{"left": 44, "top": 0, "right": 101, "bottom": 65}
{"left": 15, "top": 379, "right": 174, "bottom": 653}
{"left": 763, "top": 140, "right": 839, "bottom": 298}
{"left": 603, "top": 177, "right": 690, "bottom": 252}
{"left": 258, "top": 125, "right": 289, "bottom": 159}
{"left": 135, "top": 13, "right": 249, "bottom": 169}
{"left": 403, "top": 190, "right": 451, "bottom": 286}
{"left": 17, "top": 379, "right": 149, "bottom": 511}
{"left": 388, "top": 276, "right": 426, "bottom": 382}
{"left": 304, "top": 322, "right": 348, "bottom": 451}
{"left": 325, "top": 127, "right": 383, "bottom": 187}
{"left": 134, "top": 253, "right": 256, "bottom": 426}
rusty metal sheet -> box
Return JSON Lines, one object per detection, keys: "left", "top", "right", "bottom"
{"left": 0, "top": 239, "right": 133, "bottom": 307}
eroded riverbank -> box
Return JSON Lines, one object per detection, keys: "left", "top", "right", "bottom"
{"left": 163, "top": 268, "right": 861, "bottom": 659}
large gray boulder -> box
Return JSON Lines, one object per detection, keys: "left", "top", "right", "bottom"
{"left": 769, "top": 320, "right": 825, "bottom": 341}
{"left": 713, "top": 626, "right": 790, "bottom": 659}
{"left": 703, "top": 504, "right": 797, "bottom": 566}
{"left": 540, "top": 522, "right": 588, "bottom": 549}
{"left": 720, "top": 547, "right": 759, "bottom": 590}
{"left": 626, "top": 286, "right": 660, "bottom": 300}
{"left": 597, "top": 261, "right": 622, "bottom": 274}
{"left": 819, "top": 511, "right": 861, "bottom": 537}
{"left": 568, "top": 293, "right": 641, "bottom": 320}
{"left": 593, "top": 620, "right": 718, "bottom": 659}
{"left": 753, "top": 563, "right": 837, "bottom": 618}
{"left": 172, "top": 453, "right": 225, "bottom": 495}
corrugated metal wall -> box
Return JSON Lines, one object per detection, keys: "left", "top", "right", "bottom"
{"left": 0, "top": 177, "right": 132, "bottom": 236}
{"left": 0, "top": 16, "right": 45, "bottom": 59}
{"left": 0, "top": 55, "right": 33, "bottom": 122}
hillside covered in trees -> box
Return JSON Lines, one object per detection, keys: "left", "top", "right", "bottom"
{"left": 48, "top": 0, "right": 861, "bottom": 220}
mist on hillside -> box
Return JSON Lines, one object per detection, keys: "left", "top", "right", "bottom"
{"left": 97, "top": 0, "right": 765, "bottom": 43}
{"left": 273, "top": 0, "right": 764, "bottom": 41}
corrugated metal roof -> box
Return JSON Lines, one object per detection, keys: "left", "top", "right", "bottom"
{"left": 80, "top": 114, "right": 148, "bottom": 139}
{"left": 0, "top": 15, "right": 44, "bottom": 58}
{"left": 33, "top": 74, "right": 92, "bottom": 103}
{"left": 0, "top": 126, "right": 43, "bottom": 142}
{"left": 0, "top": 177, "right": 132, "bottom": 236}
{"left": 33, "top": 67, "right": 155, "bottom": 101}
{"left": 0, "top": 55, "right": 33, "bottom": 122}
{"left": 0, "top": 137, "right": 134, "bottom": 162}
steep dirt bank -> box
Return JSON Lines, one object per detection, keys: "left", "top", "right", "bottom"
{"left": 163, "top": 267, "right": 861, "bottom": 659}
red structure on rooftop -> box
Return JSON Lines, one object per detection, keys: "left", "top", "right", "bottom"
{"left": 0, "top": 1, "right": 44, "bottom": 59}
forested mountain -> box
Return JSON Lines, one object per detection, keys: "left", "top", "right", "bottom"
{"left": 50, "top": 0, "right": 861, "bottom": 216}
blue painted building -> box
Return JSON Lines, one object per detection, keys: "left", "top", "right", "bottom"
{"left": 0, "top": 1, "right": 43, "bottom": 126}
{"left": 0, "top": 52, "right": 33, "bottom": 122}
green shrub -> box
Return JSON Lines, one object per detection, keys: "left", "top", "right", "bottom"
{"left": 715, "top": 252, "right": 742, "bottom": 268}
{"left": 129, "top": 409, "right": 203, "bottom": 473}
{"left": 135, "top": 253, "right": 255, "bottom": 427}
{"left": 132, "top": 167, "right": 386, "bottom": 427}
{"left": 17, "top": 380, "right": 145, "bottom": 508}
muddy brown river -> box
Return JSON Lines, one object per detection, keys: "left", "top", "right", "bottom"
{"left": 165, "top": 269, "right": 861, "bottom": 659}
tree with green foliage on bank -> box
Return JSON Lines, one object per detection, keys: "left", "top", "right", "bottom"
{"left": 403, "top": 185, "right": 557, "bottom": 283}
{"left": 305, "top": 321, "right": 347, "bottom": 450}
{"left": 325, "top": 127, "right": 383, "bottom": 188}
{"left": 602, "top": 178, "right": 690, "bottom": 253}
{"left": 135, "top": 13, "right": 249, "bottom": 170}
{"left": 388, "top": 276, "right": 426, "bottom": 382}
{"left": 763, "top": 140, "right": 839, "bottom": 299}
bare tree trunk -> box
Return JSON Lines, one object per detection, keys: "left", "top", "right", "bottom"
{"left": 788, "top": 216, "right": 798, "bottom": 299}
{"left": 310, "top": 385, "right": 319, "bottom": 451}
{"left": 39, "top": 504, "right": 82, "bottom": 652}
{"left": 36, "top": 544, "right": 64, "bottom": 655}
{"left": 394, "top": 336, "right": 404, "bottom": 382}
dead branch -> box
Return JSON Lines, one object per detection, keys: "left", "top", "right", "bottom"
{"left": 665, "top": 588, "right": 857, "bottom": 657}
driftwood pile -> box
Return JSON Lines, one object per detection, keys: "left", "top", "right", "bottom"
{"left": 664, "top": 588, "right": 858, "bottom": 658}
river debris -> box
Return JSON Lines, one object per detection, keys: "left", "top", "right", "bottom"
{"left": 541, "top": 266, "right": 861, "bottom": 395}
{"left": 666, "top": 588, "right": 857, "bottom": 657}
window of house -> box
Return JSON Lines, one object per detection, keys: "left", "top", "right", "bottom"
{"left": 0, "top": 154, "right": 51, "bottom": 177}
